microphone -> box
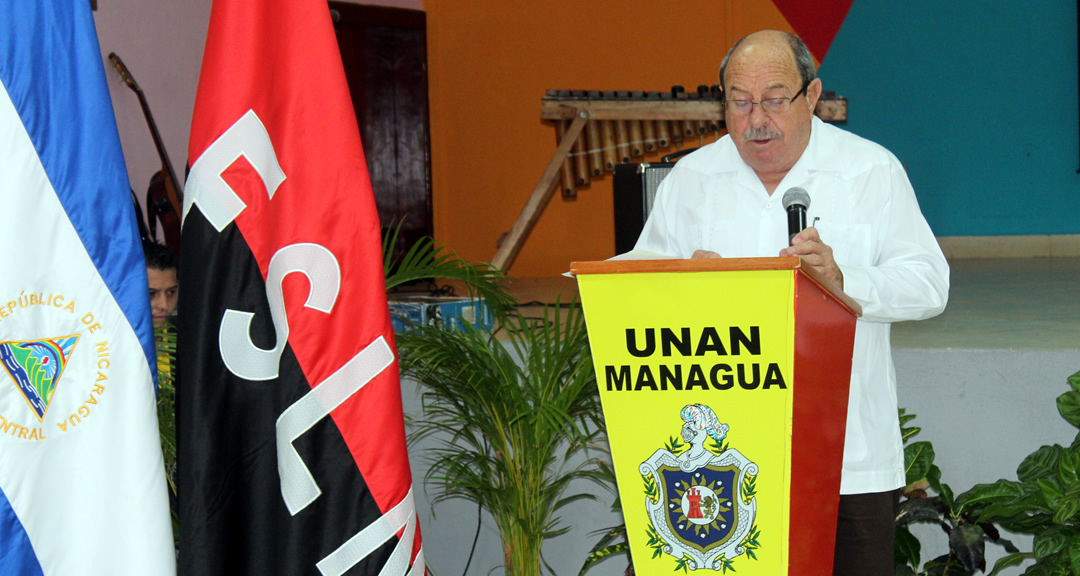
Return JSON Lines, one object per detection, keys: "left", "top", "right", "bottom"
{"left": 782, "top": 187, "right": 810, "bottom": 245}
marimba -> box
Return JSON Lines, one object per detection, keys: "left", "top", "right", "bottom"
{"left": 492, "top": 86, "right": 848, "bottom": 271}
{"left": 547, "top": 86, "right": 725, "bottom": 198}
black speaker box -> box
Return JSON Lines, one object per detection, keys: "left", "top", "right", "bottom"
{"left": 612, "top": 161, "right": 675, "bottom": 254}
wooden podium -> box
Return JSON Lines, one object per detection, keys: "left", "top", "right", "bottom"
{"left": 571, "top": 257, "right": 860, "bottom": 576}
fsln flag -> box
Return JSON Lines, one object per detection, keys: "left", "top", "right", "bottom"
{"left": 0, "top": 1, "right": 176, "bottom": 575}
{"left": 178, "top": 0, "right": 425, "bottom": 574}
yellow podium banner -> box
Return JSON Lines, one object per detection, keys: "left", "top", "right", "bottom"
{"left": 575, "top": 258, "right": 857, "bottom": 576}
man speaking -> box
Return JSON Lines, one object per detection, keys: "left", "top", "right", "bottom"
{"left": 634, "top": 30, "right": 950, "bottom": 576}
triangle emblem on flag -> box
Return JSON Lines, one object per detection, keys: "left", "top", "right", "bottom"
{"left": 0, "top": 335, "right": 80, "bottom": 421}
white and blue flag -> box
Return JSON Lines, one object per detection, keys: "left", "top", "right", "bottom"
{"left": 0, "top": 2, "right": 176, "bottom": 574}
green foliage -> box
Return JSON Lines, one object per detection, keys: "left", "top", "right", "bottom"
{"left": 577, "top": 443, "right": 630, "bottom": 576}
{"left": 905, "top": 441, "right": 936, "bottom": 488}
{"left": 387, "top": 228, "right": 614, "bottom": 574}
{"left": 645, "top": 523, "right": 667, "bottom": 560}
{"left": 743, "top": 473, "right": 758, "bottom": 502}
{"left": 643, "top": 474, "right": 659, "bottom": 503}
{"left": 897, "top": 370, "right": 1080, "bottom": 576}
{"left": 665, "top": 435, "right": 686, "bottom": 455}
{"left": 900, "top": 409, "right": 920, "bottom": 442}
{"left": 956, "top": 370, "right": 1080, "bottom": 576}
{"left": 399, "top": 303, "right": 602, "bottom": 576}
{"left": 382, "top": 225, "right": 514, "bottom": 321}
{"left": 894, "top": 410, "right": 1017, "bottom": 576}
{"left": 154, "top": 320, "right": 178, "bottom": 543}
{"left": 577, "top": 525, "right": 629, "bottom": 576}
{"left": 741, "top": 524, "right": 761, "bottom": 560}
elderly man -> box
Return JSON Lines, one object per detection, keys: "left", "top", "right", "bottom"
{"left": 634, "top": 30, "right": 949, "bottom": 575}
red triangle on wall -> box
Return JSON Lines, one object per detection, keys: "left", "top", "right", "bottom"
{"left": 771, "top": 0, "right": 854, "bottom": 62}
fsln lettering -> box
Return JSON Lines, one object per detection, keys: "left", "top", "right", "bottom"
{"left": 220, "top": 243, "right": 341, "bottom": 381}
{"left": 184, "top": 109, "right": 287, "bottom": 230}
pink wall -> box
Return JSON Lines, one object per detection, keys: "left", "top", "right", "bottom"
{"left": 93, "top": 0, "right": 210, "bottom": 222}
{"left": 92, "top": 0, "right": 420, "bottom": 237}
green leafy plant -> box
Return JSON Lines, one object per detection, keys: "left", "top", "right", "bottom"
{"left": 382, "top": 225, "right": 514, "bottom": 321}
{"left": 399, "top": 303, "right": 603, "bottom": 576}
{"left": 578, "top": 442, "right": 631, "bottom": 576}
{"left": 742, "top": 524, "right": 761, "bottom": 560}
{"left": 956, "top": 369, "right": 1080, "bottom": 576}
{"left": 895, "top": 409, "right": 1018, "bottom": 576}
{"left": 154, "top": 320, "right": 178, "bottom": 542}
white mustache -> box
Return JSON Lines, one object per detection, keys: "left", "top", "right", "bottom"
{"left": 743, "top": 125, "right": 783, "bottom": 141}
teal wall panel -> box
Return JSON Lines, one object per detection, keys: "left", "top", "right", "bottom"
{"left": 818, "top": 1, "right": 1080, "bottom": 236}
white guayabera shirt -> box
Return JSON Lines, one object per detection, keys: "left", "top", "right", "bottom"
{"left": 635, "top": 116, "right": 951, "bottom": 495}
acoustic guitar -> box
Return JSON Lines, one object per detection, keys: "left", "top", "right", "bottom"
{"left": 108, "top": 52, "right": 183, "bottom": 255}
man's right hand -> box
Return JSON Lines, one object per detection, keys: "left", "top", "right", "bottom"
{"left": 692, "top": 249, "right": 722, "bottom": 259}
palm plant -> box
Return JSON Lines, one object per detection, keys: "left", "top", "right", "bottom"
{"left": 578, "top": 444, "right": 632, "bottom": 576}
{"left": 382, "top": 225, "right": 514, "bottom": 320}
{"left": 155, "top": 320, "right": 178, "bottom": 541}
{"left": 397, "top": 304, "right": 604, "bottom": 576}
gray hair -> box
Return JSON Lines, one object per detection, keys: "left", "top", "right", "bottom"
{"left": 719, "top": 32, "right": 816, "bottom": 96}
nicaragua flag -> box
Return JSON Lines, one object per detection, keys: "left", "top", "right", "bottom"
{"left": 178, "top": 0, "right": 424, "bottom": 574}
{"left": 0, "top": 1, "right": 177, "bottom": 575}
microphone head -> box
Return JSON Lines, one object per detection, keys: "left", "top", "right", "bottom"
{"left": 782, "top": 187, "right": 810, "bottom": 210}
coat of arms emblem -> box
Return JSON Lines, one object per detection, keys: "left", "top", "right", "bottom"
{"left": 640, "top": 404, "right": 759, "bottom": 572}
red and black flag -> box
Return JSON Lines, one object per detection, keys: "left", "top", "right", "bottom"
{"left": 177, "top": 0, "right": 424, "bottom": 574}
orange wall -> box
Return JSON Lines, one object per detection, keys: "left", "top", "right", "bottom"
{"left": 425, "top": 1, "right": 793, "bottom": 277}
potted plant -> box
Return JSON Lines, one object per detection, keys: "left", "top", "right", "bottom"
{"left": 383, "top": 227, "right": 513, "bottom": 319}
{"left": 895, "top": 409, "right": 1017, "bottom": 575}
{"left": 955, "top": 370, "right": 1080, "bottom": 575}
{"left": 384, "top": 228, "right": 607, "bottom": 575}
{"left": 397, "top": 303, "right": 604, "bottom": 576}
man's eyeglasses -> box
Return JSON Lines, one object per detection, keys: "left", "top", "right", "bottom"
{"left": 724, "top": 83, "right": 808, "bottom": 116}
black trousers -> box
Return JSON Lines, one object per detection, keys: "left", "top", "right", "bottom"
{"left": 832, "top": 489, "right": 901, "bottom": 576}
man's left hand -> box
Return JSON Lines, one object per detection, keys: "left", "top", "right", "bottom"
{"left": 779, "top": 227, "right": 844, "bottom": 290}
